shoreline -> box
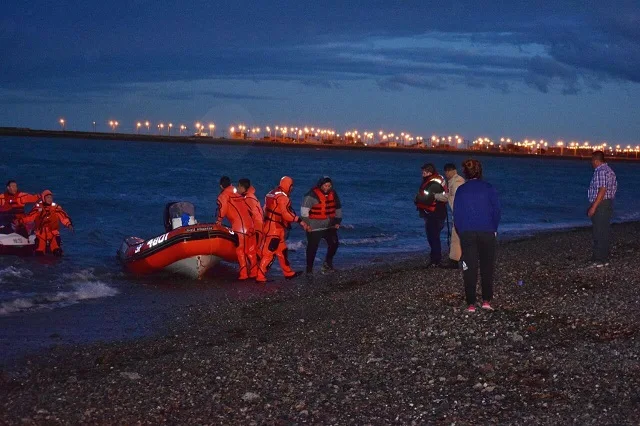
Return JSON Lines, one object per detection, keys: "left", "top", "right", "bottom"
{"left": 2, "top": 126, "right": 637, "bottom": 163}
{"left": 2, "top": 222, "right": 640, "bottom": 423}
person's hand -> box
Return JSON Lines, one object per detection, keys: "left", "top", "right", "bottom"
{"left": 334, "top": 224, "right": 340, "bottom": 229}
{"left": 69, "top": 225, "right": 75, "bottom": 233}
{"left": 301, "top": 222, "right": 311, "bottom": 232}
{"left": 587, "top": 206, "right": 596, "bottom": 218}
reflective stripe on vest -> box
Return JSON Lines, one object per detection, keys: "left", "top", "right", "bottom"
{"left": 415, "top": 175, "right": 445, "bottom": 212}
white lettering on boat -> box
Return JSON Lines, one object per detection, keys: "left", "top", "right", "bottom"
{"left": 146, "top": 233, "right": 169, "bottom": 248}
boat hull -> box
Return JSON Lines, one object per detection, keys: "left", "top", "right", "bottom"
{"left": 0, "top": 233, "right": 36, "bottom": 256}
{"left": 117, "top": 223, "right": 238, "bottom": 279}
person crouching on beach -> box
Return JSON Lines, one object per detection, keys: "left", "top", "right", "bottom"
{"left": 301, "top": 176, "right": 342, "bottom": 274}
{"left": 18, "top": 190, "right": 73, "bottom": 256}
{"left": 256, "top": 176, "right": 310, "bottom": 283}
{"left": 453, "top": 160, "right": 501, "bottom": 312}
{"left": 414, "top": 163, "right": 448, "bottom": 267}
{"left": 215, "top": 176, "right": 257, "bottom": 280}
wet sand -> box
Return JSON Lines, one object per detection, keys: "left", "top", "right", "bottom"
{"left": 2, "top": 223, "right": 640, "bottom": 424}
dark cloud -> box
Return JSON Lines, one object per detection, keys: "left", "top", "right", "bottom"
{"left": 0, "top": 1, "right": 639, "bottom": 97}
{"left": 377, "top": 74, "right": 446, "bottom": 91}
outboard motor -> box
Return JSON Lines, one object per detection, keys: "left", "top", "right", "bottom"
{"left": 164, "top": 202, "right": 197, "bottom": 231}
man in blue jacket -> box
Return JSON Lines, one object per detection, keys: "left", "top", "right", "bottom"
{"left": 454, "top": 159, "right": 501, "bottom": 312}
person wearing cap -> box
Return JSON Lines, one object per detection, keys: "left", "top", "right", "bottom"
{"left": 0, "top": 180, "right": 40, "bottom": 236}
{"left": 215, "top": 176, "right": 257, "bottom": 280}
{"left": 414, "top": 163, "right": 448, "bottom": 267}
{"left": 301, "top": 176, "right": 343, "bottom": 274}
{"left": 18, "top": 190, "right": 73, "bottom": 256}
{"left": 434, "top": 163, "right": 466, "bottom": 268}
{"left": 256, "top": 176, "right": 310, "bottom": 283}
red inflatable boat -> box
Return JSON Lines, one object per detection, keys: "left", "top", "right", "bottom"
{"left": 117, "top": 202, "right": 238, "bottom": 279}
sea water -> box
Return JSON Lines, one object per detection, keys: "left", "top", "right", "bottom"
{"left": 1, "top": 137, "right": 639, "bottom": 361}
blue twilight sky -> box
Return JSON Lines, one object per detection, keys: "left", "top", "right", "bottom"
{"left": 1, "top": 0, "right": 639, "bottom": 143}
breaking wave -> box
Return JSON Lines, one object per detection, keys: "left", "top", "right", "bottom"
{"left": 0, "top": 266, "right": 33, "bottom": 283}
{"left": 0, "top": 270, "right": 119, "bottom": 316}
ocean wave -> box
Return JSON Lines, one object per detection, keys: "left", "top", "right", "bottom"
{"left": 0, "top": 281, "right": 119, "bottom": 316}
{"left": 287, "top": 234, "right": 397, "bottom": 251}
{"left": 341, "top": 235, "right": 398, "bottom": 245}
{"left": 0, "top": 266, "right": 34, "bottom": 283}
{"left": 288, "top": 240, "right": 305, "bottom": 251}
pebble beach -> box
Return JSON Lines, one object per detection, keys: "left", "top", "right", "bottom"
{"left": 2, "top": 223, "right": 640, "bottom": 424}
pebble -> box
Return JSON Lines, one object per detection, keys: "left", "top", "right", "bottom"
{"left": 242, "top": 392, "right": 260, "bottom": 402}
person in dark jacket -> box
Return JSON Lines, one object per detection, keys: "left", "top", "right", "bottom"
{"left": 414, "top": 163, "right": 447, "bottom": 267}
{"left": 301, "top": 176, "right": 342, "bottom": 274}
{"left": 453, "top": 159, "right": 501, "bottom": 312}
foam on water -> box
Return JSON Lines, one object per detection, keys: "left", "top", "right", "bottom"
{"left": 0, "top": 269, "right": 119, "bottom": 316}
{"left": 0, "top": 266, "right": 34, "bottom": 283}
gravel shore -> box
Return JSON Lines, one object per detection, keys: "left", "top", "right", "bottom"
{"left": 2, "top": 223, "right": 640, "bottom": 424}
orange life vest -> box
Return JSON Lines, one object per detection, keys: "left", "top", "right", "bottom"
{"left": 0, "top": 191, "right": 40, "bottom": 218}
{"left": 22, "top": 202, "right": 72, "bottom": 235}
{"left": 308, "top": 188, "right": 337, "bottom": 220}
{"left": 263, "top": 187, "right": 298, "bottom": 230}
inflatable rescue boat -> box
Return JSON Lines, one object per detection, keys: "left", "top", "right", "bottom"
{"left": 117, "top": 202, "right": 238, "bottom": 279}
{"left": 0, "top": 231, "right": 36, "bottom": 256}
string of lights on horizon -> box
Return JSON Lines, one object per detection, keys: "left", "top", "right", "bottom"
{"left": 56, "top": 118, "right": 640, "bottom": 155}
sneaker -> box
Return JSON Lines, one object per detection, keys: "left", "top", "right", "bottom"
{"left": 466, "top": 305, "right": 476, "bottom": 313}
{"left": 594, "top": 262, "right": 610, "bottom": 268}
{"left": 481, "top": 301, "right": 494, "bottom": 311}
{"left": 426, "top": 262, "right": 440, "bottom": 269}
{"left": 321, "top": 262, "right": 336, "bottom": 274}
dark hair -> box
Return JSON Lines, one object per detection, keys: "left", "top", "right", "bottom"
{"left": 317, "top": 176, "right": 332, "bottom": 187}
{"left": 238, "top": 178, "right": 251, "bottom": 189}
{"left": 443, "top": 163, "right": 456, "bottom": 172}
{"left": 219, "top": 176, "right": 231, "bottom": 188}
{"left": 592, "top": 151, "right": 605, "bottom": 163}
{"left": 421, "top": 163, "right": 436, "bottom": 174}
{"left": 461, "top": 159, "right": 483, "bottom": 180}
{"left": 6, "top": 180, "right": 16, "bottom": 187}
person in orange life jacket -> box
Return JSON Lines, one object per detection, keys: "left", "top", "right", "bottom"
{"left": 256, "top": 176, "right": 310, "bottom": 283}
{"left": 301, "top": 176, "right": 342, "bottom": 274}
{"left": 0, "top": 180, "right": 40, "bottom": 237}
{"left": 19, "top": 190, "right": 73, "bottom": 256}
{"left": 215, "top": 176, "right": 257, "bottom": 280}
{"left": 414, "top": 163, "right": 448, "bottom": 267}
{"left": 237, "top": 178, "right": 264, "bottom": 259}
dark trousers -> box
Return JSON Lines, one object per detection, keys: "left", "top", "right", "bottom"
{"left": 460, "top": 231, "right": 497, "bottom": 305}
{"left": 591, "top": 199, "right": 613, "bottom": 262}
{"left": 424, "top": 215, "right": 445, "bottom": 264}
{"left": 306, "top": 228, "right": 339, "bottom": 272}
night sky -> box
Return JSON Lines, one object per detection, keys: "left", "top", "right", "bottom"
{"left": 1, "top": 0, "right": 639, "bottom": 143}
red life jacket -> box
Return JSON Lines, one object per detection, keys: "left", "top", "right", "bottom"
{"left": 415, "top": 174, "right": 446, "bottom": 212}
{"left": 308, "top": 188, "right": 336, "bottom": 220}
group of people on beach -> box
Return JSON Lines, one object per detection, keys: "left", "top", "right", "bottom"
{"left": 215, "top": 175, "right": 342, "bottom": 283}
{"left": 0, "top": 180, "right": 73, "bottom": 256}
{"left": 415, "top": 151, "right": 617, "bottom": 312}
{"left": 1, "top": 149, "right": 618, "bottom": 313}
